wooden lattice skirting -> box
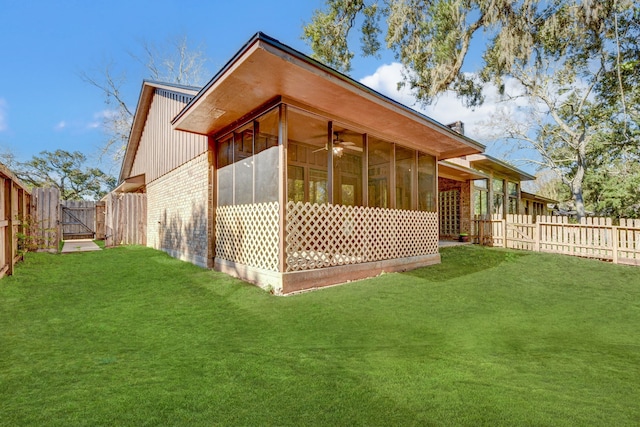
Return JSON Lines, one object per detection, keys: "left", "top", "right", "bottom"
{"left": 285, "top": 202, "right": 439, "bottom": 272}
{"left": 215, "top": 202, "right": 280, "bottom": 271}
{"left": 215, "top": 201, "right": 441, "bottom": 293}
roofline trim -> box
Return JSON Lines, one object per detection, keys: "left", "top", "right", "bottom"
{"left": 172, "top": 32, "right": 485, "bottom": 153}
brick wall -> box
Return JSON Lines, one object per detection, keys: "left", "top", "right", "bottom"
{"left": 146, "top": 153, "right": 211, "bottom": 267}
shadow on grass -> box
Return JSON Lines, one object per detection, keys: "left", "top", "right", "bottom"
{"left": 404, "top": 245, "right": 531, "bottom": 282}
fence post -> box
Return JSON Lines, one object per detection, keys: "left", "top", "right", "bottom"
{"left": 502, "top": 219, "right": 507, "bottom": 248}
{"left": 534, "top": 221, "right": 540, "bottom": 252}
{"left": 4, "top": 179, "right": 14, "bottom": 276}
{"left": 612, "top": 225, "right": 619, "bottom": 265}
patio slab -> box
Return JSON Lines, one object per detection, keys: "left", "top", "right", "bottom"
{"left": 61, "top": 239, "right": 101, "bottom": 254}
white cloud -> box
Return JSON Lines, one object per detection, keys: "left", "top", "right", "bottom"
{"left": 359, "top": 63, "right": 531, "bottom": 144}
{"left": 87, "top": 109, "right": 118, "bottom": 129}
{"left": 360, "top": 63, "right": 417, "bottom": 107}
{"left": 0, "top": 99, "right": 8, "bottom": 132}
{"left": 54, "top": 121, "right": 67, "bottom": 131}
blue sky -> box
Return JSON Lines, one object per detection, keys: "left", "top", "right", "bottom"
{"left": 0, "top": 0, "right": 520, "bottom": 176}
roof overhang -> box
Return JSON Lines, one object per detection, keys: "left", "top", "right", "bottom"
{"left": 173, "top": 32, "right": 484, "bottom": 159}
{"left": 466, "top": 154, "right": 535, "bottom": 181}
{"left": 521, "top": 191, "right": 558, "bottom": 204}
{"left": 112, "top": 174, "right": 145, "bottom": 193}
{"left": 438, "top": 160, "right": 489, "bottom": 182}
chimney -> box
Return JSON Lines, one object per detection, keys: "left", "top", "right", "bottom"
{"left": 446, "top": 121, "right": 465, "bottom": 136}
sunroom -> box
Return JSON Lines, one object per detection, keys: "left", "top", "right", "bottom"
{"left": 173, "top": 33, "right": 483, "bottom": 293}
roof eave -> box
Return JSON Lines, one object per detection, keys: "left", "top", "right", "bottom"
{"left": 172, "top": 32, "right": 484, "bottom": 159}
{"left": 466, "top": 154, "right": 535, "bottom": 181}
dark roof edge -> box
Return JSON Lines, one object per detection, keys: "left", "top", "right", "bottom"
{"left": 142, "top": 79, "right": 202, "bottom": 93}
{"left": 480, "top": 154, "right": 536, "bottom": 181}
{"left": 172, "top": 32, "right": 485, "bottom": 153}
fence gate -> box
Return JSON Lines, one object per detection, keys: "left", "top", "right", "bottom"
{"left": 61, "top": 200, "right": 96, "bottom": 240}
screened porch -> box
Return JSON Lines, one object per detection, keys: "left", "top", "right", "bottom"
{"left": 213, "top": 103, "right": 440, "bottom": 293}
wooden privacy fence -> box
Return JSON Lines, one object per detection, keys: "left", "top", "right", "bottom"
{"left": 31, "top": 188, "right": 106, "bottom": 248}
{"left": 105, "top": 193, "right": 147, "bottom": 247}
{"left": 31, "top": 187, "right": 60, "bottom": 252}
{"left": 61, "top": 200, "right": 97, "bottom": 240}
{"left": 473, "top": 214, "right": 640, "bottom": 266}
{"left": 1, "top": 165, "right": 32, "bottom": 277}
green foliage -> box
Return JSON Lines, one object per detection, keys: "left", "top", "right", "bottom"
{"left": 16, "top": 149, "right": 115, "bottom": 201}
{"left": 15, "top": 214, "right": 49, "bottom": 257}
{"left": 1, "top": 245, "right": 640, "bottom": 425}
{"left": 584, "top": 151, "right": 640, "bottom": 217}
{"left": 304, "top": 0, "right": 640, "bottom": 220}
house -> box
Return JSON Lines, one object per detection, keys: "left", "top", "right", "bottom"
{"left": 116, "top": 32, "right": 542, "bottom": 293}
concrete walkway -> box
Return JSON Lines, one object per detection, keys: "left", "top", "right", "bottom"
{"left": 61, "top": 239, "right": 101, "bottom": 254}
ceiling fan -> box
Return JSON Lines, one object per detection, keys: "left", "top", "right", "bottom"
{"left": 312, "top": 132, "right": 363, "bottom": 156}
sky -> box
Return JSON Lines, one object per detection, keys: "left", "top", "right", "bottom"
{"left": 0, "top": 0, "right": 528, "bottom": 176}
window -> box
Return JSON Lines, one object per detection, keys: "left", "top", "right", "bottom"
{"left": 287, "top": 108, "right": 330, "bottom": 204}
{"left": 216, "top": 107, "right": 280, "bottom": 206}
{"left": 254, "top": 109, "right": 279, "bottom": 203}
{"left": 332, "top": 126, "right": 363, "bottom": 206}
{"left": 217, "top": 135, "right": 233, "bottom": 206}
{"left": 493, "top": 178, "right": 504, "bottom": 215}
{"left": 309, "top": 169, "right": 328, "bottom": 204}
{"left": 395, "top": 146, "right": 415, "bottom": 210}
{"left": 474, "top": 179, "right": 488, "bottom": 216}
{"left": 508, "top": 181, "right": 518, "bottom": 214}
{"left": 418, "top": 152, "right": 436, "bottom": 211}
{"left": 368, "top": 136, "right": 391, "bottom": 208}
{"left": 233, "top": 123, "right": 253, "bottom": 205}
{"left": 287, "top": 165, "right": 305, "bottom": 203}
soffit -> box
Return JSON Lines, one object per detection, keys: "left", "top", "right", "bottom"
{"left": 173, "top": 37, "right": 484, "bottom": 158}
{"left": 466, "top": 154, "right": 535, "bottom": 181}
{"left": 438, "top": 161, "right": 489, "bottom": 182}
{"left": 113, "top": 174, "right": 145, "bottom": 193}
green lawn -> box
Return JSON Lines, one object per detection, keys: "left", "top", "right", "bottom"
{"left": 1, "top": 245, "right": 639, "bottom": 426}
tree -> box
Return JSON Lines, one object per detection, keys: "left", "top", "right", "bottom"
{"left": 80, "top": 36, "right": 208, "bottom": 169}
{"left": 0, "top": 145, "right": 19, "bottom": 170}
{"left": 16, "top": 150, "right": 116, "bottom": 201}
{"left": 304, "top": 0, "right": 639, "bottom": 219}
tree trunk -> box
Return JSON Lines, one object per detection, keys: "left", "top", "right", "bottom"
{"left": 572, "top": 140, "right": 588, "bottom": 221}
{"left": 572, "top": 181, "right": 586, "bottom": 221}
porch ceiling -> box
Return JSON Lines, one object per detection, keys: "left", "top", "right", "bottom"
{"left": 438, "top": 161, "right": 489, "bottom": 182}
{"left": 173, "top": 33, "right": 484, "bottom": 159}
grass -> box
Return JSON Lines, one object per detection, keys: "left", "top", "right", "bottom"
{"left": 1, "top": 245, "right": 639, "bottom": 426}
